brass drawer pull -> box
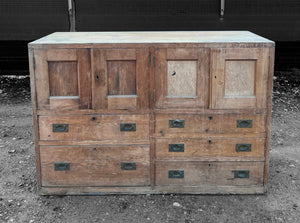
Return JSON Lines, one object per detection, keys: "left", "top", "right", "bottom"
{"left": 237, "top": 120, "right": 252, "bottom": 128}
{"left": 169, "top": 119, "right": 185, "bottom": 128}
{"left": 236, "top": 144, "right": 252, "bottom": 152}
{"left": 120, "top": 123, "right": 136, "bottom": 132}
{"left": 169, "top": 144, "right": 184, "bottom": 152}
{"left": 121, "top": 162, "right": 136, "bottom": 170}
{"left": 52, "top": 124, "right": 69, "bottom": 132}
{"left": 169, "top": 170, "right": 184, "bottom": 178}
{"left": 232, "top": 170, "right": 250, "bottom": 178}
{"left": 54, "top": 162, "right": 70, "bottom": 171}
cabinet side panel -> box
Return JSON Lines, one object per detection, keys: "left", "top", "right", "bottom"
{"left": 28, "top": 48, "right": 42, "bottom": 188}
{"left": 264, "top": 47, "right": 274, "bottom": 189}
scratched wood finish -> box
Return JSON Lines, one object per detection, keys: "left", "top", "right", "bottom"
{"left": 154, "top": 48, "right": 209, "bottom": 108}
{"left": 155, "top": 161, "right": 264, "bottom": 186}
{"left": 48, "top": 61, "right": 78, "bottom": 96}
{"left": 29, "top": 31, "right": 274, "bottom": 195}
{"left": 40, "top": 145, "right": 150, "bottom": 186}
{"left": 34, "top": 48, "right": 91, "bottom": 110}
{"left": 39, "top": 114, "right": 149, "bottom": 141}
{"left": 155, "top": 114, "right": 266, "bottom": 135}
{"left": 210, "top": 48, "right": 269, "bottom": 109}
{"left": 92, "top": 48, "right": 149, "bottom": 110}
{"left": 155, "top": 138, "right": 265, "bottom": 160}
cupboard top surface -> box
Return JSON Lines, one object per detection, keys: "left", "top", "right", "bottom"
{"left": 29, "top": 31, "right": 274, "bottom": 45}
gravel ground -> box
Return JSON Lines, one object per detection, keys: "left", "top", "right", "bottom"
{"left": 0, "top": 70, "right": 299, "bottom": 223}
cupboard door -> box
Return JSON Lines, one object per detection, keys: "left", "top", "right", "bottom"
{"left": 92, "top": 49, "right": 149, "bottom": 110}
{"left": 210, "top": 48, "right": 269, "bottom": 109}
{"left": 34, "top": 49, "right": 91, "bottom": 110}
{"left": 154, "top": 48, "right": 209, "bottom": 108}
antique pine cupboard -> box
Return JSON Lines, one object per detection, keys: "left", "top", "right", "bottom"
{"left": 28, "top": 31, "right": 275, "bottom": 195}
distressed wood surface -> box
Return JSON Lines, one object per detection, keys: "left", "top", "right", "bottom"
{"left": 39, "top": 185, "right": 265, "bottom": 195}
{"left": 29, "top": 31, "right": 274, "bottom": 194}
{"left": 155, "top": 138, "right": 265, "bottom": 160}
{"left": 48, "top": 61, "right": 78, "bottom": 96}
{"left": 155, "top": 161, "right": 264, "bottom": 186}
{"left": 39, "top": 114, "right": 149, "bottom": 141}
{"left": 40, "top": 145, "right": 150, "bottom": 186}
{"left": 155, "top": 48, "right": 209, "bottom": 108}
{"left": 264, "top": 47, "right": 275, "bottom": 188}
{"left": 155, "top": 114, "right": 266, "bottom": 135}
{"left": 210, "top": 48, "right": 269, "bottom": 109}
{"left": 30, "top": 31, "right": 274, "bottom": 45}
{"left": 49, "top": 96, "right": 79, "bottom": 110}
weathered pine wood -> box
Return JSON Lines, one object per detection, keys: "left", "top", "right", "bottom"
{"left": 77, "top": 49, "right": 92, "bottom": 109}
{"left": 29, "top": 48, "right": 42, "bottom": 188}
{"left": 29, "top": 31, "right": 274, "bottom": 195}
{"left": 154, "top": 48, "right": 209, "bottom": 108}
{"left": 155, "top": 114, "right": 266, "bottom": 135}
{"left": 40, "top": 145, "right": 150, "bottom": 186}
{"left": 155, "top": 138, "right": 265, "bottom": 160}
{"left": 40, "top": 185, "right": 265, "bottom": 195}
{"left": 49, "top": 96, "right": 79, "bottom": 110}
{"left": 48, "top": 61, "right": 78, "bottom": 96}
{"left": 39, "top": 114, "right": 149, "bottom": 141}
{"left": 264, "top": 47, "right": 275, "bottom": 189}
{"left": 155, "top": 161, "right": 264, "bottom": 186}
{"left": 210, "top": 48, "right": 269, "bottom": 109}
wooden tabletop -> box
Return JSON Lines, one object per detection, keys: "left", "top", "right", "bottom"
{"left": 30, "top": 31, "right": 274, "bottom": 45}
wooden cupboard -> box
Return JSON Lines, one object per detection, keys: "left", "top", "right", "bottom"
{"left": 29, "top": 31, "right": 274, "bottom": 195}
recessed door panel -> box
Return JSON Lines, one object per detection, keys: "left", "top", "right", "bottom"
{"left": 92, "top": 49, "right": 149, "bottom": 110}
{"left": 34, "top": 49, "right": 91, "bottom": 110}
{"left": 211, "top": 48, "right": 269, "bottom": 109}
{"left": 167, "top": 61, "right": 197, "bottom": 97}
{"left": 155, "top": 48, "right": 209, "bottom": 108}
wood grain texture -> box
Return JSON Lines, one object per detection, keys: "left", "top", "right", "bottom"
{"left": 49, "top": 97, "right": 79, "bottom": 110}
{"left": 39, "top": 114, "right": 149, "bottom": 141}
{"left": 225, "top": 60, "right": 255, "bottom": 96}
{"left": 108, "top": 60, "right": 136, "bottom": 95}
{"left": 264, "top": 47, "right": 274, "bottom": 188}
{"left": 155, "top": 138, "right": 265, "bottom": 160}
{"left": 155, "top": 114, "right": 266, "bottom": 135}
{"left": 34, "top": 49, "right": 49, "bottom": 109}
{"left": 40, "top": 145, "right": 150, "bottom": 186}
{"left": 92, "top": 49, "right": 108, "bottom": 109}
{"left": 48, "top": 61, "right": 78, "bottom": 96}
{"left": 47, "top": 49, "right": 77, "bottom": 61}
{"left": 30, "top": 31, "right": 274, "bottom": 45}
{"left": 29, "top": 48, "right": 42, "bottom": 188}
{"left": 155, "top": 48, "right": 209, "bottom": 108}
{"left": 39, "top": 185, "right": 265, "bottom": 195}
{"left": 155, "top": 161, "right": 264, "bottom": 186}
{"left": 77, "top": 49, "right": 92, "bottom": 109}
{"left": 107, "top": 96, "right": 137, "bottom": 110}
{"left": 167, "top": 61, "right": 197, "bottom": 97}
{"left": 210, "top": 48, "right": 269, "bottom": 109}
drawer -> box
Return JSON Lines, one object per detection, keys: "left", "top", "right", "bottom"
{"left": 155, "top": 138, "right": 265, "bottom": 160}
{"left": 155, "top": 114, "right": 266, "bottom": 135}
{"left": 40, "top": 145, "right": 150, "bottom": 186}
{"left": 155, "top": 161, "right": 264, "bottom": 186}
{"left": 39, "top": 114, "right": 149, "bottom": 141}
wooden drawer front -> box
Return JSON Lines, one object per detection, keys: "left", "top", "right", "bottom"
{"left": 40, "top": 145, "right": 150, "bottom": 186}
{"left": 155, "top": 138, "right": 265, "bottom": 160}
{"left": 155, "top": 114, "right": 266, "bottom": 135}
{"left": 155, "top": 161, "right": 264, "bottom": 186}
{"left": 39, "top": 114, "right": 149, "bottom": 141}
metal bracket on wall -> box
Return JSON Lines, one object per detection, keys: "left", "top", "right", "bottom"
{"left": 220, "top": 0, "right": 225, "bottom": 17}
